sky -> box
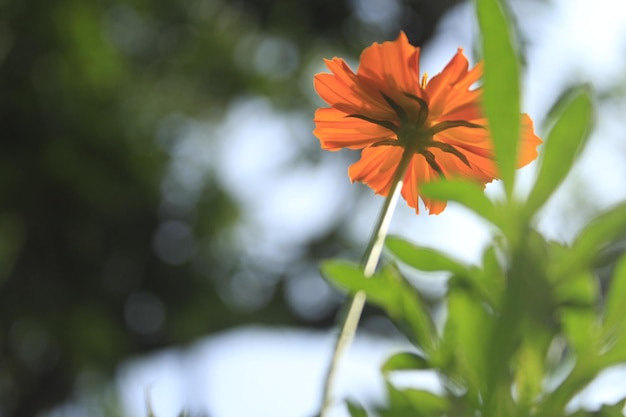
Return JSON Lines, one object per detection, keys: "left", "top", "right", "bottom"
{"left": 56, "top": 0, "right": 626, "bottom": 415}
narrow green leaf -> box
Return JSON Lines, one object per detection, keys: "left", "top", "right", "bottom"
{"left": 383, "top": 384, "right": 449, "bottom": 416}
{"left": 382, "top": 352, "right": 430, "bottom": 374}
{"left": 476, "top": 0, "right": 520, "bottom": 197}
{"left": 536, "top": 361, "right": 603, "bottom": 417}
{"left": 320, "top": 260, "right": 393, "bottom": 303}
{"left": 450, "top": 245, "right": 507, "bottom": 317}
{"left": 376, "top": 265, "right": 437, "bottom": 352}
{"left": 386, "top": 236, "right": 468, "bottom": 275}
{"left": 321, "top": 260, "right": 436, "bottom": 351}
{"left": 347, "top": 401, "right": 369, "bottom": 417}
{"left": 385, "top": 381, "right": 408, "bottom": 409}
{"left": 553, "top": 271, "right": 598, "bottom": 308}
{"left": 400, "top": 388, "right": 449, "bottom": 415}
{"left": 604, "top": 253, "right": 626, "bottom": 337}
{"left": 561, "top": 307, "right": 596, "bottom": 355}
{"left": 554, "top": 202, "right": 626, "bottom": 280}
{"left": 420, "top": 179, "right": 496, "bottom": 224}
{"left": 575, "top": 202, "right": 626, "bottom": 252}
{"left": 526, "top": 87, "right": 593, "bottom": 215}
{"left": 474, "top": 245, "right": 505, "bottom": 308}
{"left": 440, "top": 287, "right": 492, "bottom": 395}
{"left": 320, "top": 260, "right": 367, "bottom": 290}
{"left": 514, "top": 336, "right": 548, "bottom": 408}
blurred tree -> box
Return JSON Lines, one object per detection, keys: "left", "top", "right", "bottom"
{"left": 0, "top": 0, "right": 461, "bottom": 414}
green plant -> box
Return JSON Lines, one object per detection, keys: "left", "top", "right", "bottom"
{"left": 318, "top": 0, "right": 626, "bottom": 416}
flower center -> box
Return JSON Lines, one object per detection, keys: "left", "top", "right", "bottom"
{"left": 346, "top": 91, "right": 485, "bottom": 176}
{"left": 398, "top": 123, "right": 432, "bottom": 153}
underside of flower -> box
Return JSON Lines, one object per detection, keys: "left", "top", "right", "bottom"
{"left": 349, "top": 93, "right": 484, "bottom": 177}
{"left": 313, "top": 31, "right": 542, "bottom": 214}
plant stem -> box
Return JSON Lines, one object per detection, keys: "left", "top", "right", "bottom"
{"left": 319, "top": 149, "right": 414, "bottom": 417}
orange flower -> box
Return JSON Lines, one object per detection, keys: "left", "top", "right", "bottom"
{"left": 313, "top": 32, "right": 542, "bottom": 214}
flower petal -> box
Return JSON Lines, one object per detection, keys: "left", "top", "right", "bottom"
{"left": 314, "top": 108, "right": 396, "bottom": 150}
{"left": 400, "top": 155, "right": 448, "bottom": 214}
{"left": 425, "top": 50, "right": 483, "bottom": 118}
{"left": 348, "top": 146, "right": 403, "bottom": 197}
{"left": 314, "top": 58, "right": 394, "bottom": 119}
{"left": 517, "top": 113, "right": 543, "bottom": 167}
{"left": 357, "top": 32, "right": 422, "bottom": 98}
{"left": 401, "top": 154, "right": 423, "bottom": 212}
{"left": 434, "top": 120, "right": 495, "bottom": 158}
{"left": 436, "top": 114, "right": 542, "bottom": 172}
{"left": 431, "top": 146, "right": 497, "bottom": 183}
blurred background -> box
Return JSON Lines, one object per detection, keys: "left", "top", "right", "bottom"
{"left": 1, "top": 0, "right": 626, "bottom": 416}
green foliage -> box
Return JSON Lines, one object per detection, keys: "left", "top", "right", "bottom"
{"left": 525, "top": 87, "right": 594, "bottom": 215}
{"left": 347, "top": 401, "right": 370, "bottom": 417}
{"left": 382, "top": 352, "right": 430, "bottom": 373}
{"left": 558, "top": 202, "right": 626, "bottom": 280}
{"left": 321, "top": 261, "right": 436, "bottom": 351}
{"left": 420, "top": 179, "right": 497, "bottom": 224}
{"left": 605, "top": 255, "right": 626, "bottom": 343}
{"left": 385, "top": 236, "right": 468, "bottom": 275}
{"left": 476, "top": 0, "right": 520, "bottom": 197}
{"left": 379, "top": 384, "right": 450, "bottom": 417}
{"left": 321, "top": 0, "right": 626, "bottom": 415}
{"left": 326, "top": 209, "right": 626, "bottom": 417}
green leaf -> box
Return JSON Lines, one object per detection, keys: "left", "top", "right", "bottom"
{"left": 476, "top": 0, "right": 520, "bottom": 197}
{"left": 526, "top": 87, "right": 593, "bottom": 215}
{"left": 553, "top": 271, "right": 598, "bottom": 308}
{"left": 554, "top": 202, "right": 626, "bottom": 280}
{"left": 347, "top": 401, "right": 369, "bottom": 417}
{"left": 320, "top": 260, "right": 368, "bottom": 290}
{"left": 383, "top": 384, "right": 449, "bottom": 416}
{"left": 604, "top": 253, "right": 626, "bottom": 330}
{"left": 320, "top": 260, "right": 437, "bottom": 351}
{"left": 514, "top": 337, "right": 547, "bottom": 408}
{"left": 382, "top": 352, "right": 430, "bottom": 374}
{"left": 385, "top": 236, "right": 468, "bottom": 275}
{"left": 419, "top": 179, "right": 496, "bottom": 224}
{"left": 603, "top": 253, "right": 626, "bottom": 360}
{"left": 440, "top": 287, "right": 492, "bottom": 395}
{"left": 537, "top": 362, "right": 603, "bottom": 417}
{"left": 399, "top": 388, "right": 449, "bottom": 415}
{"left": 539, "top": 362, "right": 623, "bottom": 417}
{"left": 450, "top": 245, "right": 506, "bottom": 315}
{"left": 473, "top": 244, "right": 505, "bottom": 308}
{"left": 561, "top": 306, "right": 597, "bottom": 356}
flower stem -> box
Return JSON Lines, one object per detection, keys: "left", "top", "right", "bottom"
{"left": 319, "top": 149, "right": 414, "bottom": 417}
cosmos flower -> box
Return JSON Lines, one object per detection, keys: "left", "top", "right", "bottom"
{"left": 313, "top": 32, "right": 542, "bottom": 214}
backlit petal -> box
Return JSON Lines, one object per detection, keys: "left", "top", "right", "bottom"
{"left": 314, "top": 59, "right": 395, "bottom": 120}
{"left": 517, "top": 114, "right": 543, "bottom": 167}
{"left": 357, "top": 32, "right": 422, "bottom": 99}
{"left": 400, "top": 155, "right": 448, "bottom": 214}
{"left": 348, "top": 146, "right": 403, "bottom": 197}
{"left": 401, "top": 155, "right": 424, "bottom": 212}
{"left": 314, "top": 108, "right": 396, "bottom": 150}
{"left": 426, "top": 50, "right": 482, "bottom": 118}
